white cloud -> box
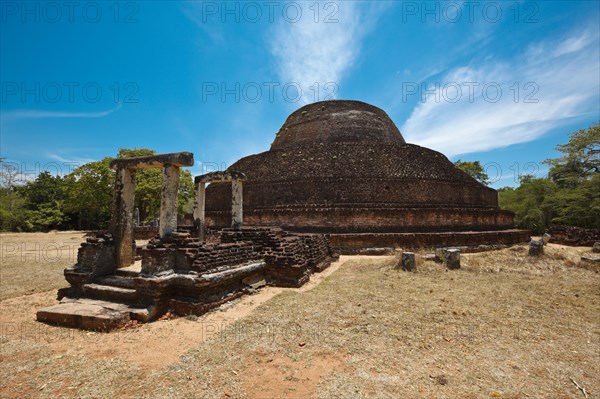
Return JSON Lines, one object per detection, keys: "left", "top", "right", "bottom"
{"left": 269, "top": 2, "right": 389, "bottom": 104}
{"left": 1, "top": 104, "right": 122, "bottom": 120}
{"left": 401, "top": 26, "right": 600, "bottom": 157}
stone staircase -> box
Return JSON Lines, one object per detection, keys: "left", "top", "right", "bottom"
{"left": 37, "top": 265, "right": 158, "bottom": 332}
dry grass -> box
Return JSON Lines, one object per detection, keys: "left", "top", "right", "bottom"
{"left": 1, "top": 236, "right": 599, "bottom": 398}
{"left": 0, "top": 232, "right": 85, "bottom": 300}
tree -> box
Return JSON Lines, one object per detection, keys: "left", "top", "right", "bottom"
{"left": 544, "top": 122, "right": 599, "bottom": 188}
{"left": 62, "top": 149, "right": 195, "bottom": 230}
{"left": 498, "top": 121, "right": 600, "bottom": 232}
{"left": 63, "top": 157, "right": 114, "bottom": 230}
{"left": 18, "top": 171, "right": 65, "bottom": 210}
{"left": 454, "top": 159, "right": 490, "bottom": 185}
{"left": 0, "top": 158, "right": 31, "bottom": 231}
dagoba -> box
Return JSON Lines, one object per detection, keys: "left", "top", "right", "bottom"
{"left": 204, "top": 100, "right": 529, "bottom": 251}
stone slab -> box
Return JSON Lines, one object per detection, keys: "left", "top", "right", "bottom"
{"left": 37, "top": 301, "right": 130, "bottom": 331}
{"left": 581, "top": 256, "right": 600, "bottom": 263}
{"left": 83, "top": 283, "right": 138, "bottom": 303}
{"left": 110, "top": 152, "right": 194, "bottom": 170}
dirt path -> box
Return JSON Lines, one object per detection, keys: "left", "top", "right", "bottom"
{"left": 0, "top": 255, "right": 367, "bottom": 371}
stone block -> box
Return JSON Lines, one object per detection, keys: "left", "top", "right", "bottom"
{"left": 542, "top": 233, "right": 551, "bottom": 245}
{"left": 401, "top": 252, "right": 415, "bottom": 271}
{"left": 593, "top": 242, "right": 600, "bottom": 253}
{"left": 444, "top": 248, "right": 461, "bottom": 269}
{"left": 529, "top": 240, "right": 544, "bottom": 256}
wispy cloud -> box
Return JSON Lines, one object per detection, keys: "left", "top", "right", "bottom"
{"left": 269, "top": 2, "right": 389, "bottom": 104}
{"left": 401, "top": 26, "right": 600, "bottom": 157}
{"left": 47, "top": 153, "right": 96, "bottom": 166}
{"left": 1, "top": 104, "right": 122, "bottom": 120}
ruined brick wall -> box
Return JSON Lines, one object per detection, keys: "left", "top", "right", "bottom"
{"left": 191, "top": 242, "right": 262, "bottom": 273}
{"left": 207, "top": 208, "right": 515, "bottom": 233}
{"left": 133, "top": 226, "right": 159, "bottom": 240}
{"left": 547, "top": 225, "right": 600, "bottom": 246}
{"left": 218, "top": 228, "right": 338, "bottom": 286}
{"left": 327, "top": 230, "right": 531, "bottom": 253}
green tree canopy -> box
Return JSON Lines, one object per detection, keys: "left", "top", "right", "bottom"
{"left": 453, "top": 160, "right": 490, "bottom": 185}
{"left": 498, "top": 121, "right": 600, "bottom": 233}
{"left": 61, "top": 148, "right": 195, "bottom": 230}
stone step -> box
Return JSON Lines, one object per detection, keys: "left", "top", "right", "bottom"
{"left": 115, "top": 269, "right": 140, "bottom": 278}
{"left": 59, "top": 297, "right": 157, "bottom": 322}
{"left": 95, "top": 275, "right": 137, "bottom": 289}
{"left": 82, "top": 283, "right": 138, "bottom": 303}
{"left": 37, "top": 298, "right": 158, "bottom": 331}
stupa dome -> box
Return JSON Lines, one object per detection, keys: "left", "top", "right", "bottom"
{"left": 204, "top": 100, "right": 523, "bottom": 247}
{"left": 271, "top": 100, "right": 405, "bottom": 149}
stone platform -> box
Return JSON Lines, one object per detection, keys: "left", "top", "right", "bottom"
{"left": 37, "top": 228, "right": 338, "bottom": 331}
{"left": 326, "top": 229, "right": 530, "bottom": 254}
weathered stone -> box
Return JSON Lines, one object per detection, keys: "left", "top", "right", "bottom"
{"left": 529, "top": 240, "right": 544, "bottom": 256}
{"left": 581, "top": 255, "right": 600, "bottom": 263}
{"left": 111, "top": 167, "right": 136, "bottom": 268}
{"left": 434, "top": 248, "right": 445, "bottom": 263}
{"left": 195, "top": 171, "right": 247, "bottom": 235}
{"left": 109, "top": 152, "right": 194, "bottom": 170}
{"left": 203, "top": 100, "right": 528, "bottom": 252}
{"left": 41, "top": 226, "right": 338, "bottom": 330}
{"left": 547, "top": 225, "right": 600, "bottom": 247}
{"left": 37, "top": 301, "right": 130, "bottom": 332}
{"left": 422, "top": 253, "right": 437, "bottom": 261}
{"left": 592, "top": 242, "right": 600, "bottom": 253}
{"left": 401, "top": 252, "right": 416, "bottom": 271}
{"left": 542, "top": 233, "right": 551, "bottom": 245}
{"left": 159, "top": 164, "right": 180, "bottom": 237}
{"left": 444, "top": 248, "right": 461, "bottom": 269}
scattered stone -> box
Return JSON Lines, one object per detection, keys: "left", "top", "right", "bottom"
{"left": 509, "top": 245, "right": 527, "bottom": 252}
{"left": 593, "top": 242, "right": 600, "bottom": 253}
{"left": 444, "top": 248, "right": 461, "bottom": 270}
{"left": 529, "top": 240, "right": 544, "bottom": 256}
{"left": 581, "top": 255, "right": 600, "bottom": 263}
{"left": 401, "top": 252, "right": 416, "bottom": 271}
{"left": 547, "top": 225, "right": 600, "bottom": 246}
{"left": 434, "top": 248, "right": 445, "bottom": 263}
{"left": 422, "top": 253, "right": 436, "bottom": 261}
{"left": 358, "top": 247, "right": 394, "bottom": 256}
{"left": 542, "top": 233, "right": 551, "bottom": 245}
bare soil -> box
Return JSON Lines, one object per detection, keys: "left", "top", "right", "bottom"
{"left": 1, "top": 232, "right": 599, "bottom": 398}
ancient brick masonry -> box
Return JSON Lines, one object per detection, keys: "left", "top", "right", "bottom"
{"left": 38, "top": 151, "right": 338, "bottom": 331}
{"left": 41, "top": 227, "right": 338, "bottom": 331}
{"left": 219, "top": 228, "right": 337, "bottom": 287}
{"left": 547, "top": 225, "right": 600, "bottom": 247}
{"left": 204, "top": 100, "right": 530, "bottom": 252}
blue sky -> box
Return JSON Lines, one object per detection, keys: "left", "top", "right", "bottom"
{"left": 1, "top": 0, "right": 599, "bottom": 188}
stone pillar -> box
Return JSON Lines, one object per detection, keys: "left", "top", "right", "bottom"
{"left": 133, "top": 207, "right": 140, "bottom": 227}
{"left": 111, "top": 168, "right": 136, "bottom": 268}
{"left": 194, "top": 182, "right": 206, "bottom": 240}
{"left": 444, "top": 248, "right": 461, "bottom": 269}
{"left": 401, "top": 252, "right": 416, "bottom": 271}
{"left": 231, "top": 179, "right": 243, "bottom": 229}
{"left": 528, "top": 240, "right": 544, "bottom": 256}
{"left": 159, "top": 164, "right": 180, "bottom": 238}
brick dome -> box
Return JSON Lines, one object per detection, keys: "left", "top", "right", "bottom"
{"left": 271, "top": 100, "right": 405, "bottom": 149}
{"left": 204, "top": 100, "right": 519, "bottom": 238}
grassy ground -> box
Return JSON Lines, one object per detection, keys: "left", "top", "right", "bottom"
{"left": 0, "top": 232, "right": 85, "bottom": 300}
{"left": 0, "top": 233, "right": 598, "bottom": 398}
